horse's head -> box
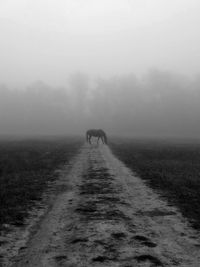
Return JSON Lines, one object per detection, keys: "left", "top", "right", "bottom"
{"left": 104, "top": 132, "right": 108, "bottom": 144}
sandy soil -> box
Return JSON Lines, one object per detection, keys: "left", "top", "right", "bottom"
{"left": 2, "top": 144, "right": 200, "bottom": 266}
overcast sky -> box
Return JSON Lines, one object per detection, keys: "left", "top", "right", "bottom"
{"left": 0, "top": 0, "right": 200, "bottom": 87}
{"left": 1, "top": 1, "right": 200, "bottom": 138}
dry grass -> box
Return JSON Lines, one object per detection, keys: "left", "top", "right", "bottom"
{"left": 110, "top": 139, "right": 200, "bottom": 229}
{"left": 0, "top": 137, "right": 83, "bottom": 229}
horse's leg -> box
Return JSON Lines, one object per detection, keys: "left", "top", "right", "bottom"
{"left": 89, "top": 135, "right": 92, "bottom": 144}
{"left": 97, "top": 136, "right": 100, "bottom": 144}
{"left": 101, "top": 136, "right": 104, "bottom": 144}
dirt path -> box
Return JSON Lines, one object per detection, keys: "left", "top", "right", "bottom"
{"left": 6, "top": 144, "right": 200, "bottom": 266}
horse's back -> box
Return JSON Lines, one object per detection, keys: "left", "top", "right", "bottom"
{"left": 87, "top": 129, "right": 101, "bottom": 136}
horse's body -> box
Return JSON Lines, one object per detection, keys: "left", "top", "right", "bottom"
{"left": 86, "top": 129, "right": 107, "bottom": 144}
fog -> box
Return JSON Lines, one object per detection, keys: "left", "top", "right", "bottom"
{"left": 0, "top": 71, "right": 200, "bottom": 138}
{"left": 0, "top": 1, "right": 200, "bottom": 138}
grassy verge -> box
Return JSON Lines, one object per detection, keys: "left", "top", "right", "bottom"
{"left": 110, "top": 139, "right": 200, "bottom": 229}
{"left": 0, "top": 137, "right": 83, "bottom": 229}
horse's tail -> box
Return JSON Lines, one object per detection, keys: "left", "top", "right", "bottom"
{"left": 86, "top": 131, "right": 88, "bottom": 143}
{"left": 104, "top": 132, "right": 108, "bottom": 144}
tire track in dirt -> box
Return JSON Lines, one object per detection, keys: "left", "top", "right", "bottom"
{"left": 8, "top": 144, "right": 200, "bottom": 266}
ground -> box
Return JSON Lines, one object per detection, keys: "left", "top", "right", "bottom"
{"left": 1, "top": 144, "right": 200, "bottom": 266}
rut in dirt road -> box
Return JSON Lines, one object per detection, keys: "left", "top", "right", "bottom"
{"left": 11, "top": 144, "right": 200, "bottom": 267}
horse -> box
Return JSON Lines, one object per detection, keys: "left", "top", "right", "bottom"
{"left": 86, "top": 129, "right": 107, "bottom": 145}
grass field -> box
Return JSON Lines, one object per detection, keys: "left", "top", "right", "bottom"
{"left": 0, "top": 137, "right": 83, "bottom": 230}
{"left": 110, "top": 138, "right": 200, "bottom": 230}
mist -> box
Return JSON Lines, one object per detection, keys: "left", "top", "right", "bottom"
{"left": 0, "top": 1, "right": 200, "bottom": 138}
{"left": 0, "top": 70, "right": 199, "bottom": 138}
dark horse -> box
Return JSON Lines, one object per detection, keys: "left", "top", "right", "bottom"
{"left": 86, "top": 129, "right": 107, "bottom": 144}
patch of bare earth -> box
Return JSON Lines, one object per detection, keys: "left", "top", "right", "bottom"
{"left": 2, "top": 144, "right": 200, "bottom": 266}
